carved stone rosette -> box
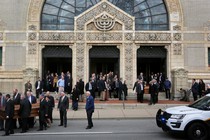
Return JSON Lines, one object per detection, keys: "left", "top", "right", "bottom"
{"left": 124, "top": 43, "right": 133, "bottom": 88}
{"left": 0, "top": 32, "right": 3, "bottom": 40}
{"left": 208, "top": 33, "right": 210, "bottom": 41}
{"left": 173, "top": 44, "right": 182, "bottom": 55}
{"left": 76, "top": 43, "right": 85, "bottom": 79}
{"left": 28, "top": 32, "right": 37, "bottom": 41}
{"left": 28, "top": 25, "right": 37, "bottom": 30}
{"left": 28, "top": 43, "right": 37, "bottom": 55}
{"left": 173, "top": 33, "right": 182, "bottom": 41}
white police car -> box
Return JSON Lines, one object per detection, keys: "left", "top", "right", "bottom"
{"left": 156, "top": 94, "right": 210, "bottom": 140}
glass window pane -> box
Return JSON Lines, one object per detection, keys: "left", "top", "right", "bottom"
{"left": 152, "top": 15, "right": 167, "bottom": 24}
{"left": 150, "top": 5, "right": 166, "bottom": 15}
{"left": 43, "top": 4, "right": 59, "bottom": 15}
{"left": 147, "top": 0, "right": 163, "bottom": 7}
{"left": 136, "top": 24, "right": 151, "bottom": 30}
{"left": 136, "top": 17, "right": 151, "bottom": 24}
{"left": 61, "top": 2, "right": 75, "bottom": 13}
{"left": 76, "top": 0, "right": 86, "bottom": 7}
{"left": 134, "top": 0, "right": 145, "bottom": 6}
{"left": 42, "top": 24, "right": 57, "bottom": 30}
{"left": 152, "top": 24, "right": 168, "bottom": 30}
{"left": 59, "top": 10, "right": 74, "bottom": 18}
{"left": 64, "top": 0, "right": 75, "bottom": 6}
{"left": 58, "top": 25, "right": 74, "bottom": 30}
{"left": 46, "top": 0, "right": 63, "bottom": 6}
{"left": 134, "top": 2, "right": 148, "bottom": 13}
{"left": 42, "top": 14, "right": 57, "bottom": 24}
{"left": 58, "top": 17, "right": 74, "bottom": 24}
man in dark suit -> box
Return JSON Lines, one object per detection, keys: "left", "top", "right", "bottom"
{"left": 0, "top": 92, "right": 6, "bottom": 131}
{"left": 35, "top": 77, "right": 43, "bottom": 98}
{"left": 3, "top": 94, "right": 14, "bottom": 136}
{"left": 58, "top": 92, "right": 69, "bottom": 127}
{"left": 65, "top": 71, "right": 72, "bottom": 95}
{"left": 19, "top": 94, "right": 31, "bottom": 133}
{"left": 12, "top": 89, "right": 21, "bottom": 129}
{"left": 37, "top": 94, "right": 48, "bottom": 131}
{"left": 45, "top": 91, "right": 55, "bottom": 123}
{"left": 97, "top": 76, "right": 106, "bottom": 101}
{"left": 85, "top": 91, "right": 94, "bottom": 129}
{"left": 85, "top": 79, "right": 94, "bottom": 99}
{"left": 26, "top": 91, "right": 37, "bottom": 128}
{"left": 136, "top": 80, "right": 144, "bottom": 103}
{"left": 191, "top": 79, "right": 199, "bottom": 101}
{"left": 78, "top": 79, "right": 84, "bottom": 102}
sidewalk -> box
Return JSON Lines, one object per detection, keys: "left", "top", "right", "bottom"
{"left": 52, "top": 94, "right": 192, "bottom": 120}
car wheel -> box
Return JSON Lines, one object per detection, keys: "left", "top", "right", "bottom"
{"left": 187, "top": 122, "right": 208, "bottom": 140}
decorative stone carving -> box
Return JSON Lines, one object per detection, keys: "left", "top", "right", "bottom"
{"left": 76, "top": 1, "right": 134, "bottom": 31}
{"left": 174, "top": 33, "right": 182, "bottom": 41}
{"left": 28, "top": 25, "right": 37, "bottom": 30}
{"left": 28, "top": 32, "right": 36, "bottom": 41}
{"left": 167, "top": 0, "right": 181, "bottom": 13}
{"left": 173, "top": 44, "right": 182, "bottom": 55}
{"left": 207, "top": 34, "right": 210, "bottom": 41}
{"left": 28, "top": 43, "right": 37, "bottom": 55}
{"left": 173, "top": 25, "right": 181, "bottom": 31}
{"left": 124, "top": 43, "right": 133, "bottom": 88}
{"left": 149, "top": 33, "right": 157, "bottom": 41}
{"left": 76, "top": 33, "right": 84, "bottom": 41}
{"left": 0, "top": 32, "right": 3, "bottom": 40}
{"left": 125, "top": 33, "right": 133, "bottom": 41}
{"left": 76, "top": 43, "right": 85, "bottom": 79}
{"left": 28, "top": 0, "right": 43, "bottom": 22}
{"left": 39, "top": 32, "right": 74, "bottom": 41}
{"left": 86, "top": 32, "right": 122, "bottom": 41}
{"left": 94, "top": 13, "right": 115, "bottom": 31}
{"left": 135, "top": 33, "right": 171, "bottom": 41}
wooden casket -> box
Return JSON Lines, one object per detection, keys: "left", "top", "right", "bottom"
{"left": 0, "top": 103, "right": 39, "bottom": 120}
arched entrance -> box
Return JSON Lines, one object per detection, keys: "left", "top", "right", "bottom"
{"left": 89, "top": 46, "right": 119, "bottom": 77}
{"left": 42, "top": 46, "right": 72, "bottom": 77}
{"left": 137, "top": 46, "right": 167, "bottom": 83}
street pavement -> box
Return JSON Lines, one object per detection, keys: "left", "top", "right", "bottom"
{"left": 51, "top": 93, "right": 191, "bottom": 120}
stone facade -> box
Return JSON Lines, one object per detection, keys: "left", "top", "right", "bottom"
{"left": 0, "top": 0, "right": 210, "bottom": 98}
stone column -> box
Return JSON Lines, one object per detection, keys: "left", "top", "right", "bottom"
{"left": 165, "top": 45, "right": 171, "bottom": 80}
{"left": 124, "top": 43, "right": 134, "bottom": 93}
{"left": 171, "top": 68, "right": 188, "bottom": 100}
{"left": 75, "top": 43, "right": 85, "bottom": 82}
{"left": 38, "top": 44, "right": 45, "bottom": 78}
{"left": 85, "top": 45, "right": 92, "bottom": 83}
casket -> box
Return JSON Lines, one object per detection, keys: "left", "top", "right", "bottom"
{"left": 0, "top": 103, "right": 39, "bottom": 120}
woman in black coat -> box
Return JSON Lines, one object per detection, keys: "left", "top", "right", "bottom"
{"left": 71, "top": 85, "right": 79, "bottom": 111}
{"left": 198, "top": 79, "right": 205, "bottom": 98}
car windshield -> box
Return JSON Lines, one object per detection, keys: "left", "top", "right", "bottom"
{"left": 188, "top": 96, "right": 210, "bottom": 110}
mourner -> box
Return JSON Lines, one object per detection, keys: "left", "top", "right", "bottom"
{"left": 58, "top": 91, "right": 69, "bottom": 128}
{"left": 12, "top": 89, "right": 21, "bottom": 129}
{"left": 37, "top": 93, "right": 48, "bottom": 131}
{"left": 0, "top": 92, "right": 6, "bottom": 131}
{"left": 3, "top": 94, "right": 14, "bottom": 136}
{"left": 85, "top": 91, "right": 94, "bottom": 129}
{"left": 19, "top": 94, "right": 31, "bottom": 133}
{"left": 71, "top": 85, "right": 79, "bottom": 111}
{"left": 27, "top": 91, "right": 37, "bottom": 128}
{"left": 45, "top": 91, "right": 55, "bottom": 123}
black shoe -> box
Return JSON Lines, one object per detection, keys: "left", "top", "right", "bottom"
{"left": 64, "top": 125, "right": 67, "bottom": 128}
{"left": 10, "top": 131, "right": 14, "bottom": 134}
{"left": 20, "top": 131, "right": 26, "bottom": 133}
{"left": 2, "top": 133, "right": 9, "bottom": 136}
{"left": 37, "top": 129, "right": 43, "bottom": 131}
{"left": 58, "top": 124, "right": 63, "bottom": 126}
{"left": 148, "top": 103, "right": 152, "bottom": 105}
{"left": 86, "top": 126, "right": 92, "bottom": 129}
{"left": 0, "top": 128, "right": 4, "bottom": 131}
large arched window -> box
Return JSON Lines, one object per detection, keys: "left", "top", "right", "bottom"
{"left": 41, "top": 0, "right": 169, "bottom": 30}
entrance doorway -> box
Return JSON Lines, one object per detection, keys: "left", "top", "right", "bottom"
{"left": 137, "top": 46, "right": 167, "bottom": 83}
{"left": 42, "top": 46, "right": 72, "bottom": 77}
{"left": 89, "top": 46, "right": 119, "bottom": 77}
